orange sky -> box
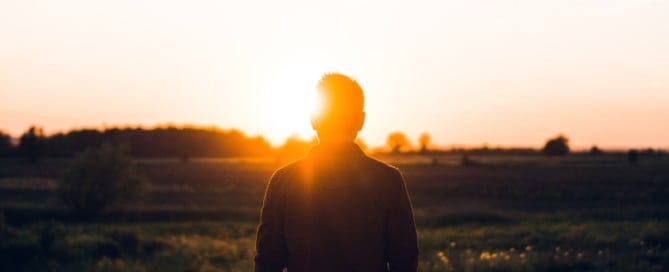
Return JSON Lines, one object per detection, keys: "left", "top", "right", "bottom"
{"left": 1, "top": 0, "right": 668, "bottom": 149}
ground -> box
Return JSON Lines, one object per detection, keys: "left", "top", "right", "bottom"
{"left": 1, "top": 154, "right": 668, "bottom": 271}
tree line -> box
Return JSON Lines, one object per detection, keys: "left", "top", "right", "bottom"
{"left": 1, "top": 126, "right": 663, "bottom": 163}
{"left": 0, "top": 125, "right": 273, "bottom": 161}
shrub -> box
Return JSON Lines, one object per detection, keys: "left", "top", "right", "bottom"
{"left": 387, "top": 131, "right": 410, "bottom": 153}
{"left": 542, "top": 134, "right": 570, "bottom": 156}
{"left": 0, "top": 131, "right": 14, "bottom": 157}
{"left": 19, "top": 126, "right": 46, "bottom": 163}
{"left": 590, "top": 145, "right": 603, "bottom": 156}
{"left": 58, "top": 143, "right": 146, "bottom": 215}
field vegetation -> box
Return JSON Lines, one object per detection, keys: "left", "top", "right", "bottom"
{"left": 1, "top": 153, "right": 668, "bottom": 271}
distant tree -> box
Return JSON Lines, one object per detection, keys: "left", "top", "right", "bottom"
{"left": 277, "top": 135, "right": 318, "bottom": 163}
{"left": 58, "top": 143, "right": 146, "bottom": 215}
{"left": 542, "top": 134, "right": 570, "bottom": 156}
{"left": 19, "top": 126, "right": 46, "bottom": 163}
{"left": 641, "top": 148, "right": 656, "bottom": 157}
{"left": 627, "top": 149, "right": 639, "bottom": 164}
{"left": 41, "top": 125, "right": 274, "bottom": 158}
{"left": 0, "top": 130, "right": 13, "bottom": 157}
{"left": 419, "top": 133, "right": 431, "bottom": 153}
{"left": 590, "top": 145, "right": 603, "bottom": 156}
{"left": 386, "top": 132, "right": 410, "bottom": 153}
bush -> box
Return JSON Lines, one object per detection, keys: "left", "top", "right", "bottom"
{"left": 58, "top": 143, "right": 146, "bottom": 215}
{"left": 543, "top": 134, "right": 570, "bottom": 156}
{"left": 19, "top": 126, "right": 46, "bottom": 163}
{"left": 0, "top": 131, "right": 14, "bottom": 157}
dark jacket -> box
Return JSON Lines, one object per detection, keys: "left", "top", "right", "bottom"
{"left": 255, "top": 143, "right": 419, "bottom": 272}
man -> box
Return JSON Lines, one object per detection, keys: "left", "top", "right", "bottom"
{"left": 255, "top": 73, "right": 419, "bottom": 272}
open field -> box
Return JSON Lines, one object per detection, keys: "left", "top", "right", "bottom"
{"left": 1, "top": 154, "right": 668, "bottom": 271}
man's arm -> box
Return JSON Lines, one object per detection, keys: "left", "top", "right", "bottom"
{"left": 255, "top": 169, "right": 288, "bottom": 272}
{"left": 385, "top": 169, "right": 419, "bottom": 271}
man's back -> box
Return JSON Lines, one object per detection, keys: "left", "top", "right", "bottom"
{"left": 255, "top": 143, "right": 419, "bottom": 272}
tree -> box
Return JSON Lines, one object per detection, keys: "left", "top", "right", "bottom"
{"left": 0, "top": 130, "right": 13, "bottom": 157}
{"left": 419, "top": 133, "right": 431, "bottom": 153}
{"left": 590, "top": 145, "right": 603, "bottom": 156}
{"left": 277, "top": 135, "right": 318, "bottom": 163}
{"left": 58, "top": 143, "right": 146, "bottom": 215}
{"left": 542, "top": 134, "right": 569, "bottom": 156}
{"left": 19, "top": 126, "right": 46, "bottom": 163}
{"left": 386, "top": 132, "right": 410, "bottom": 153}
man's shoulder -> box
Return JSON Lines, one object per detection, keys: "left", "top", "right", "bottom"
{"left": 360, "top": 154, "right": 403, "bottom": 177}
{"left": 271, "top": 154, "right": 403, "bottom": 180}
{"left": 271, "top": 159, "right": 306, "bottom": 179}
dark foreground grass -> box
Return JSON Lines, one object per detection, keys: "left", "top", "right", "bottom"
{"left": 1, "top": 155, "right": 668, "bottom": 271}
{"left": 1, "top": 220, "right": 667, "bottom": 271}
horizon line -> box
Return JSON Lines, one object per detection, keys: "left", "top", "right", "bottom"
{"left": 2, "top": 122, "right": 667, "bottom": 151}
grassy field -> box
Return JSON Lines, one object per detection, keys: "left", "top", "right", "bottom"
{"left": 1, "top": 154, "right": 668, "bottom": 271}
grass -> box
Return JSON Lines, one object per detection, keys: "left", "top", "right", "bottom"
{"left": 1, "top": 154, "right": 668, "bottom": 271}
{"left": 2, "top": 220, "right": 666, "bottom": 271}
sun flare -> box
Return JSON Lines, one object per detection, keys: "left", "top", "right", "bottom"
{"left": 260, "top": 69, "right": 322, "bottom": 144}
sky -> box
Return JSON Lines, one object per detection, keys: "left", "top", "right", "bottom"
{"left": 1, "top": 0, "right": 668, "bottom": 149}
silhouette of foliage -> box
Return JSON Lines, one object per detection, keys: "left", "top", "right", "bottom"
{"left": 590, "top": 145, "right": 603, "bottom": 156}
{"left": 419, "top": 133, "right": 431, "bottom": 153}
{"left": 0, "top": 130, "right": 13, "bottom": 157}
{"left": 276, "top": 135, "right": 317, "bottom": 163}
{"left": 542, "top": 134, "right": 570, "bottom": 156}
{"left": 640, "top": 148, "right": 656, "bottom": 157}
{"left": 58, "top": 143, "right": 146, "bottom": 215}
{"left": 19, "top": 126, "right": 46, "bottom": 163}
{"left": 386, "top": 132, "right": 410, "bottom": 153}
{"left": 41, "top": 125, "right": 273, "bottom": 158}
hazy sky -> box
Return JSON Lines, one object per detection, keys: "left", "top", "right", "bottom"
{"left": 2, "top": 0, "right": 668, "bottom": 149}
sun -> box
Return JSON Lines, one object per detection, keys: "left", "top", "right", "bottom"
{"left": 260, "top": 70, "right": 322, "bottom": 144}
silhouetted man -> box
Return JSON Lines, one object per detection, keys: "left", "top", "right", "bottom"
{"left": 255, "top": 73, "right": 419, "bottom": 272}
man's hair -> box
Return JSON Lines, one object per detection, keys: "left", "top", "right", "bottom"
{"left": 312, "top": 73, "right": 365, "bottom": 133}
{"left": 315, "top": 73, "right": 364, "bottom": 116}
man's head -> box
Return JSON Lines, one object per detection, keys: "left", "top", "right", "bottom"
{"left": 311, "top": 73, "right": 365, "bottom": 142}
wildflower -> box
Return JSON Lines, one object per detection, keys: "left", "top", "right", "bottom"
{"left": 436, "top": 251, "right": 449, "bottom": 264}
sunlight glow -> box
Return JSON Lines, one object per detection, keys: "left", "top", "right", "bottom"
{"left": 260, "top": 68, "right": 322, "bottom": 143}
